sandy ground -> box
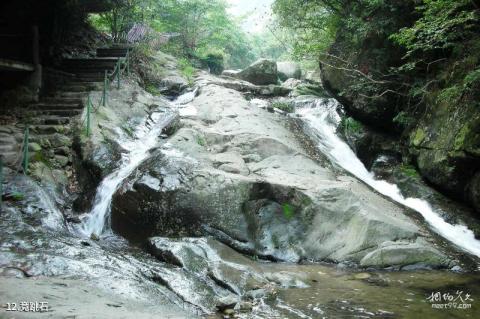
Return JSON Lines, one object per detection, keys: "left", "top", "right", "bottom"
{"left": 0, "top": 277, "right": 195, "bottom": 319}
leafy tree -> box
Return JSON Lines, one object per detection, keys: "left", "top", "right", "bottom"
{"left": 89, "top": 0, "right": 259, "bottom": 69}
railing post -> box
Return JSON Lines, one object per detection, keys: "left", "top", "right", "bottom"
{"left": 103, "top": 70, "right": 107, "bottom": 106}
{"left": 126, "top": 50, "right": 130, "bottom": 76}
{"left": 86, "top": 94, "right": 91, "bottom": 137}
{"left": 117, "top": 59, "right": 121, "bottom": 89}
{"left": 22, "top": 126, "right": 29, "bottom": 175}
{"left": 0, "top": 156, "right": 3, "bottom": 207}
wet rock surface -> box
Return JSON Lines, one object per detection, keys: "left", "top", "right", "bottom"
{"left": 2, "top": 56, "right": 480, "bottom": 319}
{"left": 235, "top": 59, "right": 278, "bottom": 85}
{"left": 111, "top": 73, "right": 464, "bottom": 269}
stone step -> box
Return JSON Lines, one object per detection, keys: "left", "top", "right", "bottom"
{"left": 62, "top": 66, "right": 117, "bottom": 73}
{"left": 58, "top": 84, "right": 89, "bottom": 92}
{"left": 64, "top": 64, "right": 116, "bottom": 70}
{"left": 71, "top": 69, "right": 111, "bottom": 74}
{"left": 72, "top": 75, "right": 106, "bottom": 82}
{"left": 96, "top": 48, "right": 129, "bottom": 58}
{"left": 62, "top": 57, "right": 119, "bottom": 64}
{"left": 42, "top": 97, "right": 83, "bottom": 105}
{"left": 0, "top": 144, "right": 18, "bottom": 152}
{"left": 30, "top": 116, "right": 72, "bottom": 125}
{"left": 55, "top": 92, "right": 87, "bottom": 99}
{"left": 0, "top": 133, "right": 16, "bottom": 141}
{"left": 69, "top": 78, "right": 104, "bottom": 84}
{"left": 31, "top": 109, "right": 82, "bottom": 117}
{"left": 31, "top": 103, "right": 83, "bottom": 110}
{"left": 59, "top": 82, "right": 101, "bottom": 92}
{"left": 30, "top": 125, "right": 71, "bottom": 135}
{"left": 0, "top": 151, "right": 19, "bottom": 165}
{"left": 0, "top": 126, "right": 14, "bottom": 134}
{"left": 29, "top": 134, "right": 72, "bottom": 148}
{"left": 62, "top": 63, "right": 118, "bottom": 70}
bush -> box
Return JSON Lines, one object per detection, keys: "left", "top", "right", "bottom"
{"left": 271, "top": 101, "right": 294, "bottom": 113}
{"left": 340, "top": 117, "right": 363, "bottom": 134}
{"left": 178, "top": 58, "right": 195, "bottom": 85}
{"left": 199, "top": 53, "right": 225, "bottom": 75}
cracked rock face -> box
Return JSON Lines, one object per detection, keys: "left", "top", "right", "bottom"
{"left": 111, "top": 74, "right": 457, "bottom": 269}
{"left": 146, "top": 237, "right": 305, "bottom": 312}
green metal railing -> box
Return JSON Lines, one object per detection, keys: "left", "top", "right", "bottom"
{"left": 101, "top": 49, "right": 130, "bottom": 107}
{"left": 22, "top": 127, "right": 29, "bottom": 174}
{"left": 0, "top": 157, "right": 3, "bottom": 207}
{"left": 85, "top": 49, "right": 131, "bottom": 136}
{"left": 0, "top": 49, "right": 131, "bottom": 193}
{"left": 86, "top": 94, "right": 92, "bottom": 136}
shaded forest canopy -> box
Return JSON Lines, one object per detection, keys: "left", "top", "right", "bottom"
{"left": 84, "top": 0, "right": 290, "bottom": 70}
{"left": 274, "top": 0, "right": 480, "bottom": 126}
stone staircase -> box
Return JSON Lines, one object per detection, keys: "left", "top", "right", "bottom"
{"left": 0, "top": 46, "right": 129, "bottom": 174}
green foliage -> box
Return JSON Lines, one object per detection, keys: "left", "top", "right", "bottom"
{"left": 145, "top": 83, "right": 161, "bottom": 95}
{"left": 294, "top": 84, "right": 327, "bottom": 97}
{"left": 153, "top": 0, "right": 256, "bottom": 69}
{"left": 391, "top": 0, "right": 478, "bottom": 56}
{"left": 463, "top": 68, "right": 480, "bottom": 92}
{"left": 282, "top": 203, "right": 295, "bottom": 219}
{"left": 88, "top": 0, "right": 153, "bottom": 42}
{"left": 31, "top": 151, "right": 53, "bottom": 169}
{"left": 88, "top": 0, "right": 259, "bottom": 69}
{"left": 272, "top": 0, "right": 339, "bottom": 60}
{"left": 178, "top": 58, "right": 195, "bottom": 85}
{"left": 273, "top": 0, "right": 479, "bottom": 128}
{"left": 121, "top": 124, "right": 135, "bottom": 138}
{"left": 196, "top": 51, "right": 224, "bottom": 75}
{"left": 271, "top": 101, "right": 294, "bottom": 113}
{"left": 7, "top": 191, "right": 25, "bottom": 201}
{"left": 389, "top": 1, "right": 480, "bottom": 111}
{"left": 249, "top": 28, "right": 291, "bottom": 62}
{"left": 393, "top": 111, "right": 414, "bottom": 128}
{"left": 399, "top": 164, "right": 419, "bottom": 178}
{"left": 196, "top": 135, "right": 206, "bottom": 146}
{"left": 340, "top": 117, "right": 363, "bottom": 134}
{"left": 436, "top": 85, "right": 463, "bottom": 105}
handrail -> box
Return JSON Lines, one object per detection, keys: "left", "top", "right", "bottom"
{"left": 22, "top": 127, "right": 29, "bottom": 175}
{"left": 102, "top": 49, "right": 130, "bottom": 106}
{"left": 83, "top": 48, "right": 131, "bottom": 137}
{"left": 0, "top": 156, "right": 3, "bottom": 207}
{"left": 86, "top": 94, "right": 92, "bottom": 136}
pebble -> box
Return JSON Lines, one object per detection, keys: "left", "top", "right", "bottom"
{"left": 223, "top": 308, "right": 235, "bottom": 315}
{"left": 246, "top": 288, "right": 265, "bottom": 299}
{"left": 354, "top": 273, "right": 371, "bottom": 280}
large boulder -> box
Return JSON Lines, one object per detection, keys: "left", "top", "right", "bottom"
{"left": 277, "top": 61, "right": 301, "bottom": 81}
{"left": 304, "top": 69, "right": 321, "bottom": 84}
{"left": 201, "top": 71, "right": 291, "bottom": 97}
{"left": 237, "top": 59, "right": 278, "bottom": 85}
{"left": 221, "top": 69, "right": 241, "bottom": 77}
{"left": 111, "top": 75, "right": 459, "bottom": 269}
{"left": 159, "top": 75, "right": 188, "bottom": 95}
{"left": 409, "top": 101, "right": 480, "bottom": 213}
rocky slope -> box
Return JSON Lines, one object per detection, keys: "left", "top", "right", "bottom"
{"left": 320, "top": 0, "right": 480, "bottom": 217}
{"left": 2, "top": 49, "right": 480, "bottom": 318}
{"left": 110, "top": 72, "right": 464, "bottom": 269}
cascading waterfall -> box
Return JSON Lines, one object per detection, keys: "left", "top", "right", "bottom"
{"left": 78, "top": 110, "right": 177, "bottom": 237}
{"left": 295, "top": 97, "right": 480, "bottom": 257}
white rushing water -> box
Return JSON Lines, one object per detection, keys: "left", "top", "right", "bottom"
{"left": 78, "top": 110, "right": 176, "bottom": 237}
{"left": 295, "top": 98, "right": 480, "bottom": 257}
{"left": 172, "top": 88, "right": 199, "bottom": 117}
